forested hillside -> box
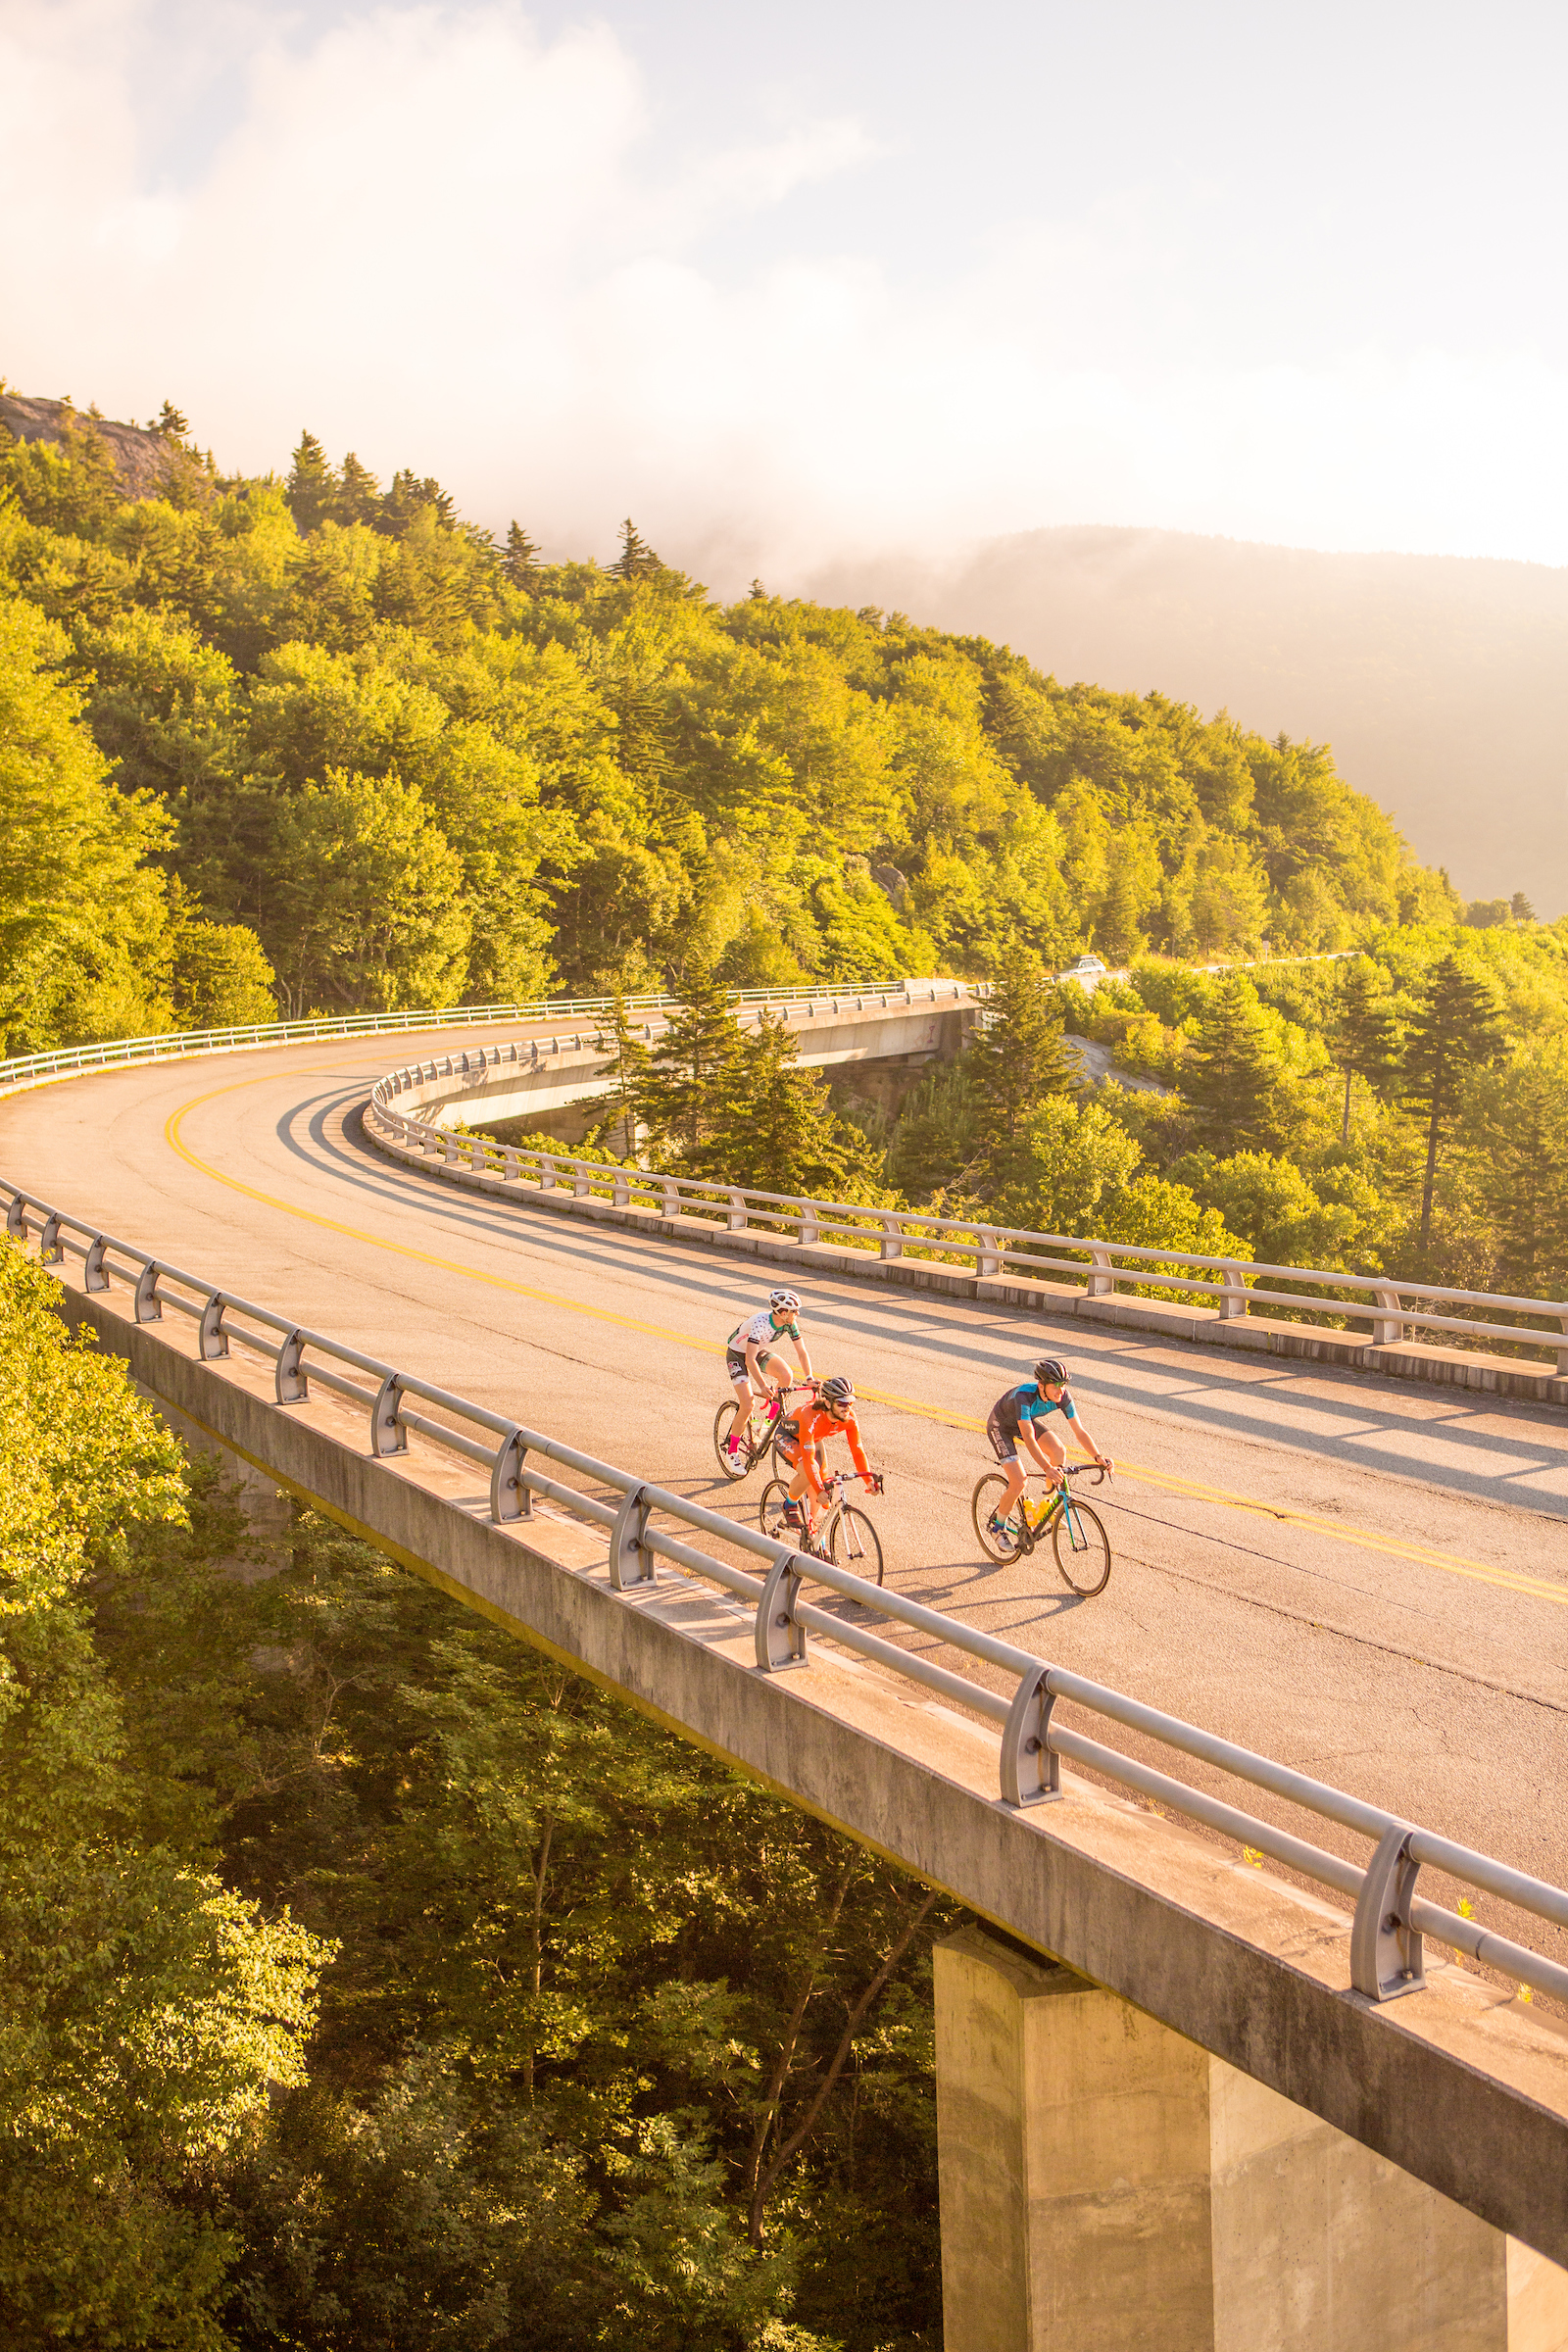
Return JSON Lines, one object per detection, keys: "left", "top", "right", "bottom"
{"left": 0, "top": 402, "right": 1456, "bottom": 1050}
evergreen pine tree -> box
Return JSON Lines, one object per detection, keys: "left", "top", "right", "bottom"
{"left": 712, "top": 1014, "right": 884, "bottom": 1198}
{"left": 1185, "top": 974, "right": 1283, "bottom": 1152}
{"left": 612, "top": 518, "right": 664, "bottom": 581}
{"left": 1473, "top": 1042, "right": 1568, "bottom": 1297}
{"left": 1333, "top": 959, "right": 1401, "bottom": 1142}
{"left": 155, "top": 399, "right": 191, "bottom": 440}
{"left": 1399, "top": 952, "right": 1507, "bottom": 1256}
{"left": 285, "top": 429, "right": 337, "bottom": 532}
{"left": 381, "top": 469, "right": 455, "bottom": 536}
{"left": 332, "top": 451, "right": 382, "bottom": 527}
{"left": 588, "top": 991, "right": 652, "bottom": 1161}
{"left": 967, "top": 948, "right": 1071, "bottom": 1158}
{"left": 638, "top": 961, "right": 745, "bottom": 1173}
{"left": 503, "top": 521, "right": 543, "bottom": 590}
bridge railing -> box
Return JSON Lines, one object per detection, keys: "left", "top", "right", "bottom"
{"left": 7, "top": 1176, "right": 1565, "bottom": 2010}
{"left": 0, "top": 976, "right": 973, "bottom": 1098}
{"left": 369, "top": 1060, "right": 1568, "bottom": 1374}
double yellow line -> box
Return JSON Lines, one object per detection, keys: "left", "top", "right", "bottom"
{"left": 165, "top": 1075, "right": 1568, "bottom": 1613}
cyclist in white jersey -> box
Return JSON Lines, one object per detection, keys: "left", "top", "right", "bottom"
{"left": 725, "top": 1290, "right": 814, "bottom": 1457}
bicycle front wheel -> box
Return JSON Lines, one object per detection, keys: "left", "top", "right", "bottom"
{"left": 1053, "top": 1495, "right": 1111, "bottom": 1596}
{"left": 759, "top": 1479, "right": 796, "bottom": 1544}
{"left": 713, "top": 1400, "right": 752, "bottom": 1481}
{"left": 829, "top": 1503, "right": 885, "bottom": 1588}
{"left": 971, "top": 1474, "right": 1018, "bottom": 1565}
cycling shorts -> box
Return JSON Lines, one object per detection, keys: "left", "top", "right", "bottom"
{"left": 986, "top": 1411, "right": 1019, "bottom": 1463}
{"left": 725, "top": 1348, "right": 750, "bottom": 1383}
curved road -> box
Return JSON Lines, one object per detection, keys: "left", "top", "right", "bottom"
{"left": 6, "top": 1023, "right": 1566, "bottom": 1940}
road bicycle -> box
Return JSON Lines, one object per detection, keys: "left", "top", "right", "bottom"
{"left": 712, "top": 1377, "right": 813, "bottom": 1482}
{"left": 758, "top": 1468, "right": 887, "bottom": 1588}
{"left": 969, "top": 1463, "right": 1113, "bottom": 1596}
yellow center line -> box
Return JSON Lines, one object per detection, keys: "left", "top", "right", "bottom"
{"left": 166, "top": 1077, "right": 1568, "bottom": 1612}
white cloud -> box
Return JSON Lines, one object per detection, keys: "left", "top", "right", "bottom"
{"left": 2, "top": 0, "right": 1566, "bottom": 582}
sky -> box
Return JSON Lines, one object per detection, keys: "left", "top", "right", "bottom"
{"left": 3, "top": 0, "right": 1567, "bottom": 584}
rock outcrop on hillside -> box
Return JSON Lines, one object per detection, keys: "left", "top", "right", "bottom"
{"left": 0, "top": 392, "right": 178, "bottom": 500}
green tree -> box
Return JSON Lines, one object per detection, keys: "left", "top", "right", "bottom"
{"left": 612, "top": 518, "right": 666, "bottom": 581}
{"left": 589, "top": 989, "right": 654, "bottom": 1159}
{"left": 284, "top": 428, "right": 337, "bottom": 533}
{"left": 1399, "top": 951, "right": 1507, "bottom": 1256}
{"left": 331, "top": 450, "right": 382, "bottom": 527}
{"left": 1332, "top": 957, "right": 1401, "bottom": 1141}
{"left": 713, "top": 1012, "right": 888, "bottom": 1199}
{"left": 0, "top": 592, "right": 180, "bottom": 1052}
{"left": 1184, "top": 974, "right": 1283, "bottom": 1153}
{"left": 0, "top": 1244, "right": 325, "bottom": 2346}
{"left": 638, "top": 960, "right": 746, "bottom": 1171}
{"left": 270, "top": 767, "right": 470, "bottom": 1014}
{"left": 503, "top": 520, "right": 543, "bottom": 590}
{"left": 985, "top": 1092, "right": 1143, "bottom": 1236}
{"left": 967, "top": 948, "right": 1072, "bottom": 1163}
{"left": 1468, "top": 1038, "right": 1568, "bottom": 1296}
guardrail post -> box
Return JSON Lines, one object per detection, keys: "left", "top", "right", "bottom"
{"left": 1349, "top": 1823, "right": 1425, "bottom": 2000}
{"left": 755, "top": 1549, "right": 808, "bottom": 1670}
{"left": 572, "top": 1162, "right": 591, "bottom": 1199}
{"left": 199, "top": 1294, "right": 229, "bottom": 1359}
{"left": 489, "top": 1427, "right": 530, "bottom": 1520}
{"left": 662, "top": 1178, "right": 680, "bottom": 1219}
{"left": 134, "top": 1261, "right": 163, "bottom": 1323}
{"left": 728, "top": 1190, "right": 749, "bottom": 1232}
{"left": 370, "top": 1373, "right": 407, "bottom": 1455}
{"left": 84, "top": 1235, "right": 109, "bottom": 1292}
{"left": 503, "top": 1150, "right": 519, "bottom": 1181}
{"left": 1371, "top": 1286, "right": 1403, "bottom": 1346}
{"left": 1001, "top": 1665, "right": 1061, "bottom": 1806}
{"left": 1219, "top": 1264, "right": 1248, "bottom": 1320}
{"left": 610, "top": 1485, "right": 655, "bottom": 1588}
{"left": 5, "top": 1195, "right": 25, "bottom": 1242}
{"left": 1086, "top": 1246, "right": 1115, "bottom": 1299}
{"left": 612, "top": 1169, "right": 630, "bottom": 1206}
{"left": 976, "top": 1229, "right": 1002, "bottom": 1279}
{"left": 879, "top": 1215, "right": 904, "bottom": 1261}
{"left": 540, "top": 1158, "right": 557, "bottom": 1190}
{"left": 798, "top": 1201, "right": 819, "bottom": 1246}
{"left": 470, "top": 1139, "right": 485, "bottom": 1173}
{"left": 275, "top": 1330, "right": 308, "bottom": 1403}
{"left": 38, "top": 1213, "right": 63, "bottom": 1265}
{"left": 1556, "top": 1315, "right": 1567, "bottom": 1379}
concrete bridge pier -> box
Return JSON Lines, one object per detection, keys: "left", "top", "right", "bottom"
{"left": 935, "top": 1926, "right": 1568, "bottom": 2352}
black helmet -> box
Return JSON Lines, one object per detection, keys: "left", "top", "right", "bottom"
{"left": 1034, "top": 1357, "right": 1069, "bottom": 1388}
{"left": 818, "top": 1375, "right": 855, "bottom": 1411}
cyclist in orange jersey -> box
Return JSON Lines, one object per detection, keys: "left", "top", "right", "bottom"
{"left": 776, "top": 1375, "right": 878, "bottom": 1550}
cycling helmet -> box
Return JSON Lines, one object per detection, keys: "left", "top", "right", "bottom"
{"left": 1034, "top": 1357, "right": 1070, "bottom": 1389}
{"left": 769, "top": 1288, "right": 802, "bottom": 1315}
{"left": 818, "top": 1375, "right": 855, "bottom": 1412}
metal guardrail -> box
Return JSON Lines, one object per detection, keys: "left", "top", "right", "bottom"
{"left": 8, "top": 1176, "right": 1566, "bottom": 2009}
{"left": 369, "top": 1052, "right": 1568, "bottom": 1375}
{"left": 0, "top": 976, "right": 969, "bottom": 1098}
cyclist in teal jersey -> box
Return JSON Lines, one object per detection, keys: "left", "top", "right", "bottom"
{"left": 984, "top": 1357, "right": 1112, "bottom": 1542}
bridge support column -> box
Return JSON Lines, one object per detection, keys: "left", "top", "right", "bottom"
{"left": 934, "top": 1924, "right": 1568, "bottom": 2352}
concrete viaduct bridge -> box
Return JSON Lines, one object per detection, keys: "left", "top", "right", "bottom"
{"left": 4, "top": 983, "right": 1567, "bottom": 2352}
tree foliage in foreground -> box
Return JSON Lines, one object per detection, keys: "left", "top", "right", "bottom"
{"left": 0, "top": 1242, "right": 950, "bottom": 2349}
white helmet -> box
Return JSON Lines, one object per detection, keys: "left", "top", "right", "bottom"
{"left": 769, "top": 1289, "right": 802, "bottom": 1314}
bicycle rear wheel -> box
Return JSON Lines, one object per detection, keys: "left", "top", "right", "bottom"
{"left": 829, "top": 1503, "right": 885, "bottom": 1588}
{"left": 1053, "top": 1495, "right": 1111, "bottom": 1596}
{"left": 971, "top": 1474, "right": 1019, "bottom": 1564}
{"left": 713, "top": 1400, "right": 753, "bottom": 1481}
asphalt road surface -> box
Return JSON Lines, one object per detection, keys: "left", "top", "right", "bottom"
{"left": 6, "top": 1025, "right": 1565, "bottom": 1945}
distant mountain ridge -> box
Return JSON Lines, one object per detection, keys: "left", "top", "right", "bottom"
{"left": 802, "top": 526, "right": 1568, "bottom": 918}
